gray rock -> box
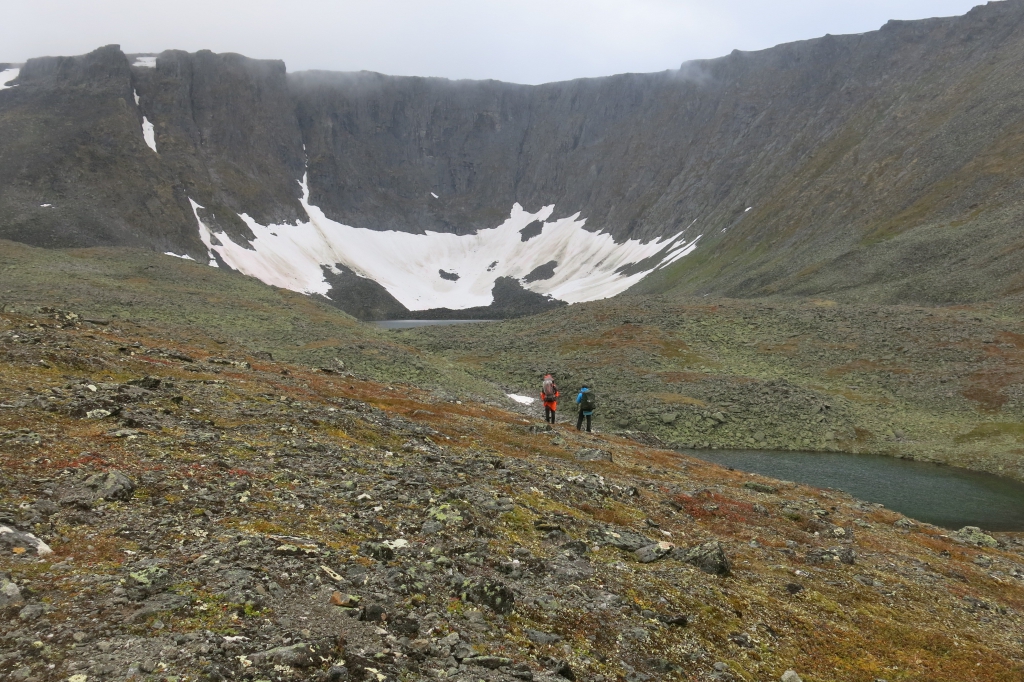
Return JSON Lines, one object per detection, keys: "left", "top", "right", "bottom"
{"left": 0, "top": 526, "right": 53, "bottom": 555}
{"left": 247, "top": 641, "right": 329, "bottom": 668}
{"left": 452, "top": 577, "right": 515, "bottom": 614}
{"left": 18, "top": 603, "right": 44, "bottom": 621}
{"left": 806, "top": 547, "right": 856, "bottom": 566}
{"left": 671, "top": 541, "right": 732, "bottom": 576}
{"left": 781, "top": 671, "right": 803, "bottom": 682}
{"left": 634, "top": 541, "right": 673, "bottom": 564}
{"left": 953, "top": 526, "right": 999, "bottom": 548}
{"left": 0, "top": 576, "right": 24, "bottom": 610}
{"left": 575, "top": 448, "right": 612, "bottom": 462}
{"left": 526, "top": 629, "right": 562, "bottom": 645}
{"left": 593, "top": 526, "right": 654, "bottom": 552}
{"left": 464, "top": 655, "right": 513, "bottom": 669}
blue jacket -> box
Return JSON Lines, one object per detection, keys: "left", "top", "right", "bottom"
{"left": 576, "top": 388, "right": 593, "bottom": 415}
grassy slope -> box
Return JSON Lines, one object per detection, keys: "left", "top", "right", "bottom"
{"left": 402, "top": 295, "right": 1024, "bottom": 482}
{"left": 0, "top": 240, "right": 498, "bottom": 402}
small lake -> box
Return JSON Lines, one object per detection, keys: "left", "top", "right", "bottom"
{"left": 372, "top": 319, "right": 491, "bottom": 330}
{"left": 681, "top": 448, "right": 1024, "bottom": 531}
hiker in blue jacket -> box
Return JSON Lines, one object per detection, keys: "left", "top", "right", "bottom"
{"left": 575, "top": 383, "right": 595, "bottom": 432}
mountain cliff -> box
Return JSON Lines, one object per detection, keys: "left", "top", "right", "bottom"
{"left": 3, "top": 1, "right": 1024, "bottom": 314}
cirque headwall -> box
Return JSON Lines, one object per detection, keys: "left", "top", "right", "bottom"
{"left": 4, "top": 1, "right": 1024, "bottom": 316}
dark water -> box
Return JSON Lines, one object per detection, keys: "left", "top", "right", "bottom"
{"left": 681, "top": 448, "right": 1024, "bottom": 531}
{"left": 372, "top": 319, "right": 491, "bottom": 330}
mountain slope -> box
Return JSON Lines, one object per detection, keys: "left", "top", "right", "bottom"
{"left": 4, "top": 2, "right": 1024, "bottom": 312}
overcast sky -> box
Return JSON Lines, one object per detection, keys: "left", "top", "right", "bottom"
{"left": 2, "top": 0, "right": 988, "bottom": 84}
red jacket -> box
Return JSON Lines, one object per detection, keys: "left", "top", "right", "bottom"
{"left": 541, "top": 386, "right": 560, "bottom": 408}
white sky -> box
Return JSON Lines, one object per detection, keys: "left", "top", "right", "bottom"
{"left": 0, "top": 0, "right": 988, "bottom": 84}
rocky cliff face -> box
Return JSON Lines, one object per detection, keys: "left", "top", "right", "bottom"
{"left": 4, "top": 1, "right": 1024, "bottom": 312}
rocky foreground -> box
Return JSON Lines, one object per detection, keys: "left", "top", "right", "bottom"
{"left": 2, "top": 307, "right": 1024, "bottom": 682}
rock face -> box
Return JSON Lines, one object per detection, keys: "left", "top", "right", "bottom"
{"left": 6, "top": 3, "right": 1024, "bottom": 312}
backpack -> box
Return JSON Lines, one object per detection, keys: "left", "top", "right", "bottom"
{"left": 580, "top": 390, "right": 596, "bottom": 412}
{"left": 542, "top": 375, "right": 557, "bottom": 399}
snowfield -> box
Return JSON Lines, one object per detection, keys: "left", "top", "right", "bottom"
{"left": 0, "top": 68, "right": 20, "bottom": 91}
{"left": 187, "top": 174, "right": 701, "bottom": 311}
{"left": 133, "top": 57, "right": 157, "bottom": 68}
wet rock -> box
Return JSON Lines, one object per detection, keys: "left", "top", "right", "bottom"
{"left": 953, "top": 526, "right": 999, "bottom": 548}
{"left": 671, "top": 540, "right": 731, "bottom": 575}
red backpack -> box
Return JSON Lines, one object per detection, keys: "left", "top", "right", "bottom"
{"left": 542, "top": 374, "right": 558, "bottom": 400}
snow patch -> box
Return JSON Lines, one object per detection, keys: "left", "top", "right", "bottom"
{"left": 133, "top": 89, "right": 140, "bottom": 105}
{"left": 164, "top": 252, "right": 195, "bottom": 261}
{"left": 142, "top": 117, "right": 157, "bottom": 153}
{"left": 431, "top": 192, "right": 439, "bottom": 199}
{"left": 187, "top": 175, "right": 702, "bottom": 310}
{"left": 745, "top": 207, "right": 752, "bottom": 212}
{"left": 133, "top": 56, "right": 156, "bottom": 68}
{"left": 0, "top": 67, "right": 19, "bottom": 90}
{"left": 507, "top": 394, "right": 536, "bottom": 405}
{"left": 40, "top": 204, "right": 52, "bottom": 208}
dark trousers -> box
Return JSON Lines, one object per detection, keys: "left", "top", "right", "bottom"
{"left": 544, "top": 406, "right": 556, "bottom": 423}
{"left": 576, "top": 412, "right": 592, "bottom": 432}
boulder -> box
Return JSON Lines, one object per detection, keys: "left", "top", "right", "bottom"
{"left": 635, "top": 541, "right": 674, "bottom": 563}
{"left": 0, "top": 574, "right": 24, "bottom": 611}
{"left": 671, "top": 540, "right": 731, "bottom": 575}
{"left": 247, "top": 641, "right": 331, "bottom": 668}
{"left": 0, "top": 526, "right": 53, "bottom": 555}
{"left": 575, "top": 448, "right": 612, "bottom": 462}
{"left": 953, "top": 526, "right": 999, "bottom": 548}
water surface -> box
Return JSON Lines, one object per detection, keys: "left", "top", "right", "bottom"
{"left": 372, "top": 319, "right": 491, "bottom": 330}
{"left": 681, "top": 448, "right": 1024, "bottom": 531}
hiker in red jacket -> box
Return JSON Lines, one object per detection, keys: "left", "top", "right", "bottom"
{"left": 541, "top": 373, "right": 559, "bottom": 424}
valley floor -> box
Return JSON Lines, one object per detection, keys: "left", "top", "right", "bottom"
{"left": 1, "top": 307, "right": 1023, "bottom": 682}
{"left": 403, "top": 295, "right": 1024, "bottom": 482}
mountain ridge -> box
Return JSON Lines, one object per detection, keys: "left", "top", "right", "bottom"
{"left": 3, "top": 1, "right": 1024, "bottom": 314}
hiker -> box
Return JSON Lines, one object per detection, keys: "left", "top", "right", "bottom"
{"left": 541, "top": 373, "right": 559, "bottom": 423}
{"left": 576, "top": 383, "right": 595, "bottom": 432}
